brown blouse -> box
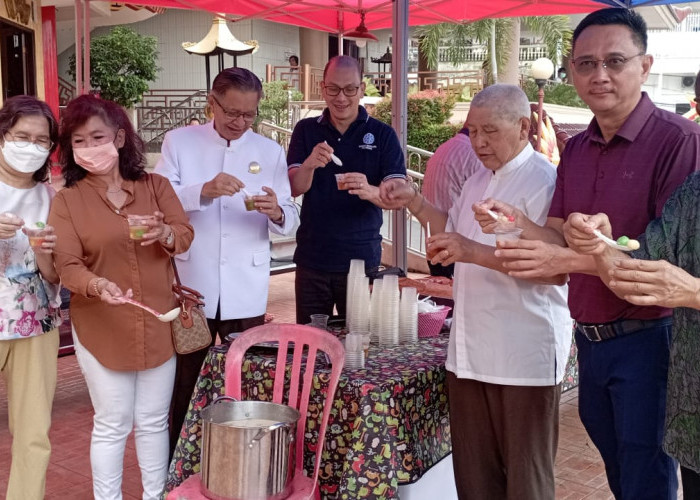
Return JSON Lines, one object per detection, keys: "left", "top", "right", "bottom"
{"left": 49, "top": 173, "right": 194, "bottom": 370}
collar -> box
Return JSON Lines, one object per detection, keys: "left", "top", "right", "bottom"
{"left": 208, "top": 120, "right": 252, "bottom": 147}
{"left": 493, "top": 143, "right": 534, "bottom": 178}
{"left": 583, "top": 92, "right": 654, "bottom": 145}
{"left": 459, "top": 127, "right": 469, "bottom": 137}
{"left": 317, "top": 106, "right": 370, "bottom": 130}
{"left": 81, "top": 172, "right": 135, "bottom": 195}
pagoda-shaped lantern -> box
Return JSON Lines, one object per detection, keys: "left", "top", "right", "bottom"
{"left": 371, "top": 47, "right": 392, "bottom": 95}
{"left": 182, "top": 15, "right": 259, "bottom": 91}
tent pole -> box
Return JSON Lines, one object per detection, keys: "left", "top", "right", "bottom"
{"left": 391, "top": 0, "right": 408, "bottom": 271}
{"left": 74, "top": 0, "right": 83, "bottom": 95}
{"left": 338, "top": 11, "right": 344, "bottom": 56}
{"left": 83, "top": 0, "right": 90, "bottom": 93}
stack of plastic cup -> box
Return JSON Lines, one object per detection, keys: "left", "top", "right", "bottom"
{"left": 349, "top": 276, "right": 371, "bottom": 357}
{"left": 344, "top": 333, "right": 365, "bottom": 369}
{"left": 399, "top": 287, "right": 418, "bottom": 344}
{"left": 369, "top": 278, "right": 383, "bottom": 344}
{"left": 346, "top": 259, "right": 366, "bottom": 333}
{"left": 378, "top": 274, "right": 399, "bottom": 346}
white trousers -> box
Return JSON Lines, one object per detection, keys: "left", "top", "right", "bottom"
{"left": 73, "top": 330, "right": 176, "bottom": 500}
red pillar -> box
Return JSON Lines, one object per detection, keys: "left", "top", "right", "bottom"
{"left": 41, "top": 6, "right": 59, "bottom": 120}
{"left": 41, "top": 6, "right": 61, "bottom": 180}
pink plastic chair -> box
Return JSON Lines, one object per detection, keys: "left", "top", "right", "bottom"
{"left": 167, "top": 323, "right": 345, "bottom": 500}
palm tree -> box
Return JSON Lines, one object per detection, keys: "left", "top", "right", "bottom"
{"left": 415, "top": 16, "right": 572, "bottom": 86}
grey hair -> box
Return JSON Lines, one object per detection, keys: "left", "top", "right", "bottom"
{"left": 470, "top": 84, "right": 530, "bottom": 124}
{"left": 212, "top": 67, "right": 263, "bottom": 99}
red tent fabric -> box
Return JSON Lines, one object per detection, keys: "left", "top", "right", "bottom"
{"left": 126, "top": 0, "right": 605, "bottom": 32}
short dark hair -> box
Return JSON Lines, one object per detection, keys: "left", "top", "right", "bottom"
{"left": 695, "top": 69, "right": 700, "bottom": 97}
{"left": 323, "top": 55, "right": 362, "bottom": 81}
{"left": 211, "top": 67, "right": 263, "bottom": 99}
{"left": 59, "top": 95, "right": 146, "bottom": 188}
{"left": 289, "top": 55, "right": 299, "bottom": 65}
{"left": 573, "top": 8, "right": 648, "bottom": 54}
{"left": 0, "top": 95, "right": 58, "bottom": 183}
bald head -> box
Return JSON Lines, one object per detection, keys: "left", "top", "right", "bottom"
{"left": 470, "top": 84, "right": 530, "bottom": 124}
{"left": 324, "top": 55, "right": 362, "bottom": 81}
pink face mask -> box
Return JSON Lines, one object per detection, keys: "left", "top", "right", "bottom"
{"left": 73, "top": 141, "right": 119, "bottom": 174}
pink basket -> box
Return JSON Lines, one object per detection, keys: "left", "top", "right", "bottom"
{"left": 418, "top": 306, "right": 451, "bottom": 338}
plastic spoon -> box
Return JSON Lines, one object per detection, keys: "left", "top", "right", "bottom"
{"left": 119, "top": 296, "right": 181, "bottom": 322}
{"left": 592, "top": 229, "right": 640, "bottom": 252}
{"left": 324, "top": 141, "right": 343, "bottom": 166}
{"left": 487, "top": 210, "right": 514, "bottom": 223}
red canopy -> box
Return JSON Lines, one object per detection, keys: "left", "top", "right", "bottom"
{"left": 128, "top": 0, "right": 604, "bottom": 33}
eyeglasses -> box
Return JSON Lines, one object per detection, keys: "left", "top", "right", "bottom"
{"left": 322, "top": 84, "right": 361, "bottom": 97}
{"left": 210, "top": 94, "right": 258, "bottom": 122}
{"left": 571, "top": 53, "right": 645, "bottom": 76}
{"left": 4, "top": 132, "right": 53, "bottom": 153}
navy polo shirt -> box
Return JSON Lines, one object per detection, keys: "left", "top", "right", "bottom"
{"left": 287, "top": 106, "right": 406, "bottom": 272}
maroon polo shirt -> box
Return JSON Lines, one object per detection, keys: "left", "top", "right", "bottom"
{"left": 549, "top": 93, "right": 700, "bottom": 323}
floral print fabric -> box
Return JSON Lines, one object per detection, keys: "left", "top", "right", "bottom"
{"left": 633, "top": 171, "right": 700, "bottom": 473}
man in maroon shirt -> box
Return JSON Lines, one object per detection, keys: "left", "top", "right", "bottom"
{"left": 475, "top": 8, "right": 700, "bottom": 499}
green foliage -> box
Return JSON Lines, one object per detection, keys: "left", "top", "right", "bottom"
{"left": 409, "top": 124, "right": 461, "bottom": 167}
{"left": 363, "top": 78, "right": 381, "bottom": 97}
{"left": 522, "top": 80, "right": 588, "bottom": 109}
{"left": 69, "top": 27, "right": 159, "bottom": 108}
{"left": 258, "top": 80, "right": 303, "bottom": 128}
{"left": 372, "top": 91, "right": 458, "bottom": 152}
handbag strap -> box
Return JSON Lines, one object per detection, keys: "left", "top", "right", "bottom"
{"left": 170, "top": 257, "right": 183, "bottom": 287}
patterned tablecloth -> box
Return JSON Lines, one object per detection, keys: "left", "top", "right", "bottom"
{"left": 165, "top": 330, "right": 579, "bottom": 500}
{"left": 166, "top": 333, "right": 453, "bottom": 499}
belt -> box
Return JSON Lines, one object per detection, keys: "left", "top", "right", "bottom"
{"left": 575, "top": 317, "right": 672, "bottom": 342}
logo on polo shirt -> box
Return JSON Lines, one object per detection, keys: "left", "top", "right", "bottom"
{"left": 359, "top": 132, "right": 376, "bottom": 151}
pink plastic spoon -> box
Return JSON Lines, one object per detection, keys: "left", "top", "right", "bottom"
{"left": 119, "top": 296, "right": 180, "bottom": 322}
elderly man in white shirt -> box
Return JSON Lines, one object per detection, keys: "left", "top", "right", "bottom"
{"left": 381, "top": 84, "right": 572, "bottom": 500}
{"left": 155, "top": 67, "right": 299, "bottom": 455}
{"left": 421, "top": 124, "right": 483, "bottom": 277}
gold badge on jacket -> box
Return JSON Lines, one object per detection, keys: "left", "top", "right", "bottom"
{"left": 248, "top": 161, "right": 261, "bottom": 174}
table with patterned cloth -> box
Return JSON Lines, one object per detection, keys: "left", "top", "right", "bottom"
{"left": 166, "top": 333, "right": 453, "bottom": 500}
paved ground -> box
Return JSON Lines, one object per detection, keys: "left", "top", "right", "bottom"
{"left": 0, "top": 271, "right": 682, "bottom": 499}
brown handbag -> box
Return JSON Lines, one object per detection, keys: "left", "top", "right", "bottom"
{"left": 170, "top": 258, "right": 212, "bottom": 355}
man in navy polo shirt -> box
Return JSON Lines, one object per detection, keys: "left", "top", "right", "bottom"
{"left": 287, "top": 55, "right": 407, "bottom": 324}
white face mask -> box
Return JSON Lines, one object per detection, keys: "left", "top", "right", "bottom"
{"left": 0, "top": 141, "right": 50, "bottom": 174}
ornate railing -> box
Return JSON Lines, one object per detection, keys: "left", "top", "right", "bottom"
{"left": 436, "top": 43, "right": 548, "bottom": 64}
{"left": 58, "top": 76, "right": 75, "bottom": 106}
{"left": 136, "top": 89, "right": 208, "bottom": 151}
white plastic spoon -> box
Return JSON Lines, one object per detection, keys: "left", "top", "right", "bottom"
{"left": 120, "top": 296, "right": 181, "bottom": 322}
{"left": 592, "top": 229, "right": 640, "bottom": 252}
{"left": 324, "top": 141, "right": 343, "bottom": 166}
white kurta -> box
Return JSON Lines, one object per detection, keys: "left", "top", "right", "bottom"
{"left": 155, "top": 123, "right": 298, "bottom": 320}
{"left": 445, "top": 144, "right": 572, "bottom": 386}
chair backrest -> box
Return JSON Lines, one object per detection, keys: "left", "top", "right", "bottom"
{"left": 224, "top": 323, "right": 345, "bottom": 492}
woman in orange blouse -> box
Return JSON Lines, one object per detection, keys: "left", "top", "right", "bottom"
{"left": 49, "top": 95, "right": 193, "bottom": 500}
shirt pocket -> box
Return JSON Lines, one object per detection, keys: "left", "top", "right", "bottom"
{"left": 252, "top": 249, "right": 270, "bottom": 267}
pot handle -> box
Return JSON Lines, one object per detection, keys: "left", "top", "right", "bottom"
{"left": 248, "top": 422, "right": 292, "bottom": 449}
{"left": 211, "top": 395, "right": 238, "bottom": 405}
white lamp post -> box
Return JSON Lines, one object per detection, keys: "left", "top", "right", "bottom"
{"left": 531, "top": 57, "right": 554, "bottom": 152}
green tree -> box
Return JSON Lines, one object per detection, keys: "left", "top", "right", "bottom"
{"left": 416, "top": 16, "right": 571, "bottom": 85}
{"left": 69, "top": 27, "right": 159, "bottom": 108}
{"left": 258, "top": 80, "right": 303, "bottom": 128}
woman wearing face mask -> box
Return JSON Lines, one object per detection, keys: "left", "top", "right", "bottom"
{"left": 0, "top": 96, "right": 62, "bottom": 500}
{"left": 49, "top": 95, "right": 194, "bottom": 500}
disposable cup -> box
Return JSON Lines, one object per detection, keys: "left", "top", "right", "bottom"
{"left": 310, "top": 314, "right": 329, "bottom": 330}
{"left": 335, "top": 173, "right": 350, "bottom": 190}
{"left": 25, "top": 226, "right": 49, "bottom": 248}
{"left": 127, "top": 215, "right": 155, "bottom": 240}
{"left": 494, "top": 227, "right": 523, "bottom": 244}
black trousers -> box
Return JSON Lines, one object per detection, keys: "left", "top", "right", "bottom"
{"left": 168, "top": 303, "right": 264, "bottom": 457}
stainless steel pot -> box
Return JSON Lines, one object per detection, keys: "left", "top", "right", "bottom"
{"left": 200, "top": 397, "right": 301, "bottom": 500}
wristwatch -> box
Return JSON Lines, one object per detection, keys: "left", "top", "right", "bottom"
{"left": 161, "top": 227, "right": 174, "bottom": 246}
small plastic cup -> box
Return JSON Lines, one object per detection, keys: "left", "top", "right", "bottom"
{"left": 25, "top": 226, "right": 49, "bottom": 249}
{"left": 494, "top": 227, "right": 523, "bottom": 244}
{"left": 310, "top": 314, "right": 329, "bottom": 330}
{"left": 244, "top": 196, "right": 257, "bottom": 211}
{"left": 127, "top": 215, "right": 154, "bottom": 240}
{"left": 335, "top": 174, "right": 350, "bottom": 190}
